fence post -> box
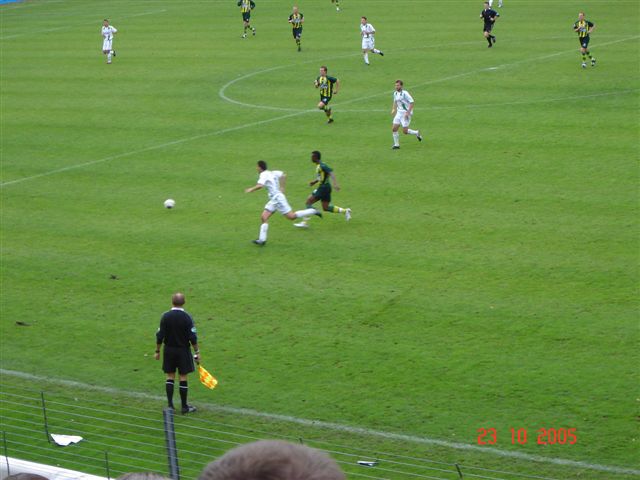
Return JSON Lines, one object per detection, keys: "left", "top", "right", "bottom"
{"left": 104, "top": 451, "right": 111, "bottom": 480}
{"left": 163, "top": 407, "right": 180, "bottom": 480}
{"left": 40, "top": 392, "right": 51, "bottom": 443}
{"left": 2, "top": 431, "right": 10, "bottom": 475}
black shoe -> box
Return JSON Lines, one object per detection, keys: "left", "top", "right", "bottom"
{"left": 392, "top": 145, "right": 400, "bottom": 150}
{"left": 417, "top": 131, "right": 423, "bottom": 142}
{"left": 181, "top": 405, "right": 197, "bottom": 414}
{"left": 488, "top": 43, "right": 493, "bottom": 48}
{"left": 327, "top": 118, "right": 334, "bottom": 124}
{"left": 253, "top": 239, "right": 266, "bottom": 246}
{"left": 298, "top": 45, "right": 301, "bottom": 52}
{"left": 112, "top": 50, "right": 116, "bottom": 57}
{"left": 252, "top": 28, "right": 256, "bottom": 36}
{"left": 379, "top": 51, "right": 384, "bottom": 56}
{"left": 313, "top": 210, "right": 323, "bottom": 218}
{"left": 491, "top": 36, "right": 496, "bottom": 43}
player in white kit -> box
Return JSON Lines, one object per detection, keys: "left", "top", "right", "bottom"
{"left": 360, "top": 16, "right": 384, "bottom": 65}
{"left": 391, "top": 80, "right": 423, "bottom": 150}
{"left": 245, "top": 160, "right": 322, "bottom": 245}
{"left": 101, "top": 19, "right": 117, "bottom": 64}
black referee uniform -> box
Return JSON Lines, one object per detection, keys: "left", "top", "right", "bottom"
{"left": 156, "top": 304, "right": 199, "bottom": 413}
{"left": 480, "top": 3, "right": 499, "bottom": 47}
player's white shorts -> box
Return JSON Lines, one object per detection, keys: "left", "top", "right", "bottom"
{"left": 264, "top": 192, "right": 292, "bottom": 215}
{"left": 362, "top": 37, "right": 375, "bottom": 50}
{"left": 393, "top": 110, "right": 412, "bottom": 128}
{"left": 102, "top": 38, "right": 113, "bottom": 51}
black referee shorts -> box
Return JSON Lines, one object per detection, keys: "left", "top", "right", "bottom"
{"left": 162, "top": 346, "right": 195, "bottom": 374}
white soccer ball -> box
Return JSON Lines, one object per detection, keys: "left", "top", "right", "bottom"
{"left": 164, "top": 199, "right": 176, "bottom": 209}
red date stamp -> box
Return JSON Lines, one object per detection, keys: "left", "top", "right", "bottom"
{"left": 477, "top": 427, "right": 577, "bottom": 445}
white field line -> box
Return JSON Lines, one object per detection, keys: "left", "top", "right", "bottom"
{"left": 1, "top": 369, "right": 639, "bottom": 476}
{"left": 0, "top": 8, "right": 168, "bottom": 40}
{"left": 340, "top": 89, "right": 638, "bottom": 113}
{"left": 218, "top": 41, "right": 481, "bottom": 112}
{"left": 2, "top": 35, "right": 638, "bottom": 188}
{"left": 218, "top": 36, "right": 639, "bottom": 112}
{"left": 0, "top": 110, "right": 312, "bottom": 187}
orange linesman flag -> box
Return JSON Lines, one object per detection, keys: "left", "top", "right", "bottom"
{"left": 198, "top": 364, "right": 218, "bottom": 389}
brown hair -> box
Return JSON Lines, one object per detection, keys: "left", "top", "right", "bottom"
{"left": 198, "top": 440, "right": 345, "bottom": 480}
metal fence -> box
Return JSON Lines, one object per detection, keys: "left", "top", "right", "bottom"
{"left": 0, "top": 382, "right": 594, "bottom": 480}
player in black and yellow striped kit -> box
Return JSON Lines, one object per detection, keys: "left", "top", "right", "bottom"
{"left": 288, "top": 6, "right": 304, "bottom": 52}
{"left": 294, "top": 151, "right": 351, "bottom": 228}
{"left": 238, "top": 0, "right": 256, "bottom": 38}
{"left": 314, "top": 66, "right": 340, "bottom": 124}
{"left": 573, "top": 12, "right": 596, "bottom": 68}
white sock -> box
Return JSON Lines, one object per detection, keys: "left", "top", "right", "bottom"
{"left": 488, "top": 0, "right": 493, "bottom": 6}
{"left": 407, "top": 128, "right": 418, "bottom": 136}
{"left": 107, "top": 52, "right": 112, "bottom": 62}
{"left": 259, "top": 223, "right": 269, "bottom": 242}
{"left": 373, "top": 48, "right": 380, "bottom": 54}
{"left": 392, "top": 131, "right": 400, "bottom": 146}
{"left": 295, "top": 208, "right": 317, "bottom": 218}
{"left": 364, "top": 53, "right": 369, "bottom": 64}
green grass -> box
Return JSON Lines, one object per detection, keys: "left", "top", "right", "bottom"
{"left": 1, "top": 0, "right": 639, "bottom": 478}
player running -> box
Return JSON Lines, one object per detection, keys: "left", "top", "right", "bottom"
{"left": 245, "top": 161, "right": 321, "bottom": 246}
{"left": 101, "top": 19, "right": 117, "bottom": 64}
{"left": 288, "top": 6, "right": 304, "bottom": 52}
{"left": 238, "top": 0, "right": 256, "bottom": 38}
{"left": 294, "top": 151, "right": 351, "bottom": 228}
{"left": 360, "top": 16, "right": 384, "bottom": 65}
{"left": 315, "top": 66, "right": 340, "bottom": 124}
{"left": 573, "top": 12, "right": 596, "bottom": 68}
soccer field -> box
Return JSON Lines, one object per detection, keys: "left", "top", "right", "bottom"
{"left": 1, "top": 0, "right": 639, "bottom": 478}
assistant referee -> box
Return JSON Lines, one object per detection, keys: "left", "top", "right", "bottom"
{"left": 155, "top": 292, "right": 200, "bottom": 414}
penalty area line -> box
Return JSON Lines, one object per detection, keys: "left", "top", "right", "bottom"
{"left": 1, "top": 369, "right": 638, "bottom": 476}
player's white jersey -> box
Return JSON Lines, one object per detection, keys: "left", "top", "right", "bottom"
{"left": 257, "top": 170, "right": 284, "bottom": 199}
{"left": 360, "top": 22, "right": 375, "bottom": 38}
{"left": 393, "top": 89, "right": 414, "bottom": 112}
{"left": 101, "top": 25, "right": 117, "bottom": 40}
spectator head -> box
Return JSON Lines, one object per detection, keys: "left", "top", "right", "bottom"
{"left": 198, "top": 440, "right": 346, "bottom": 480}
{"left": 116, "top": 473, "right": 171, "bottom": 480}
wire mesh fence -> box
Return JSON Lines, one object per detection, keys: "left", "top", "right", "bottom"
{"left": 0, "top": 381, "right": 603, "bottom": 480}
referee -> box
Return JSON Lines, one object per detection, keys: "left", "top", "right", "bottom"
{"left": 155, "top": 292, "right": 199, "bottom": 414}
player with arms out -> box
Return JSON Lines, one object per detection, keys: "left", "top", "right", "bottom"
{"left": 245, "top": 160, "right": 321, "bottom": 246}
{"left": 360, "top": 16, "right": 384, "bottom": 65}
{"left": 238, "top": 0, "right": 256, "bottom": 38}
{"left": 288, "top": 6, "right": 304, "bottom": 52}
{"left": 480, "top": 2, "right": 499, "bottom": 48}
{"left": 101, "top": 19, "right": 117, "bottom": 64}
{"left": 294, "top": 151, "right": 351, "bottom": 228}
{"left": 573, "top": 12, "right": 596, "bottom": 68}
{"left": 391, "top": 80, "right": 423, "bottom": 150}
{"left": 314, "top": 66, "right": 339, "bottom": 124}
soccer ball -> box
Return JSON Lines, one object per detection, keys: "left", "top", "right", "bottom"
{"left": 164, "top": 199, "right": 176, "bottom": 209}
